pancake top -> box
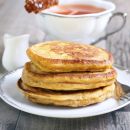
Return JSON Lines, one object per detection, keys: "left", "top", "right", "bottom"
{"left": 27, "top": 41, "right": 112, "bottom": 61}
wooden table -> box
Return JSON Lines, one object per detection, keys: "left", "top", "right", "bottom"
{"left": 0, "top": 0, "right": 130, "bottom": 129}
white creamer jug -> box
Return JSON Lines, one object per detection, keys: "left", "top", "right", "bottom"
{"left": 2, "top": 34, "right": 30, "bottom": 71}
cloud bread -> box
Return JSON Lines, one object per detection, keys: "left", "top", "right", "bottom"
{"left": 18, "top": 79, "right": 116, "bottom": 107}
{"left": 21, "top": 62, "right": 117, "bottom": 90}
{"left": 27, "top": 41, "right": 113, "bottom": 72}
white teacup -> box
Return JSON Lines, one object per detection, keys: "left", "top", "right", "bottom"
{"left": 36, "top": 0, "right": 127, "bottom": 44}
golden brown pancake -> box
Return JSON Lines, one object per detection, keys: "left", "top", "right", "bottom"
{"left": 18, "top": 79, "right": 116, "bottom": 107}
{"left": 21, "top": 62, "right": 116, "bottom": 90}
{"left": 27, "top": 41, "right": 113, "bottom": 72}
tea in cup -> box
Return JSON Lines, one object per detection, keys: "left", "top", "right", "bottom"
{"left": 36, "top": 0, "right": 126, "bottom": 44}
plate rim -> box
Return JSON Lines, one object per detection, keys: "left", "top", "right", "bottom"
{"left": 0, "top": 67, "right": 130, "bottom": 118}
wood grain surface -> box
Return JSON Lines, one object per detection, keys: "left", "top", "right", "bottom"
{"left": 0, "top": 0, "right": 130, "bottom": 130}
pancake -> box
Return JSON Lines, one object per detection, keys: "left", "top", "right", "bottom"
{"left": 27, "top": 41, "right": 113, "bottom": 72}
{"left": 21, "top": 62, "right": 116, "bottom": 90}
{"left": 22, "top": 79, "right": 115, "bottom": 91}
{"left": 18, "top": 79, "right": 116, "bottom": 107}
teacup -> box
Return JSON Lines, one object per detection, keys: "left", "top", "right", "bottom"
{"left": 36, "top": 0, "right": 127, "bottom": 44}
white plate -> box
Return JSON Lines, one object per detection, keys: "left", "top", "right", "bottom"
{"left": 0, "top": 67, "right": 130, "bottom": 118}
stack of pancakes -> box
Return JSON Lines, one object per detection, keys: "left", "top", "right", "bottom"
{"left": 18, "top": 41, "right": 121, "bottom": 107}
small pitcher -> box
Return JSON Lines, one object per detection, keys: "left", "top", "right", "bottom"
{"left": 2, "top": 34, "right": 30, "bottom": 71}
